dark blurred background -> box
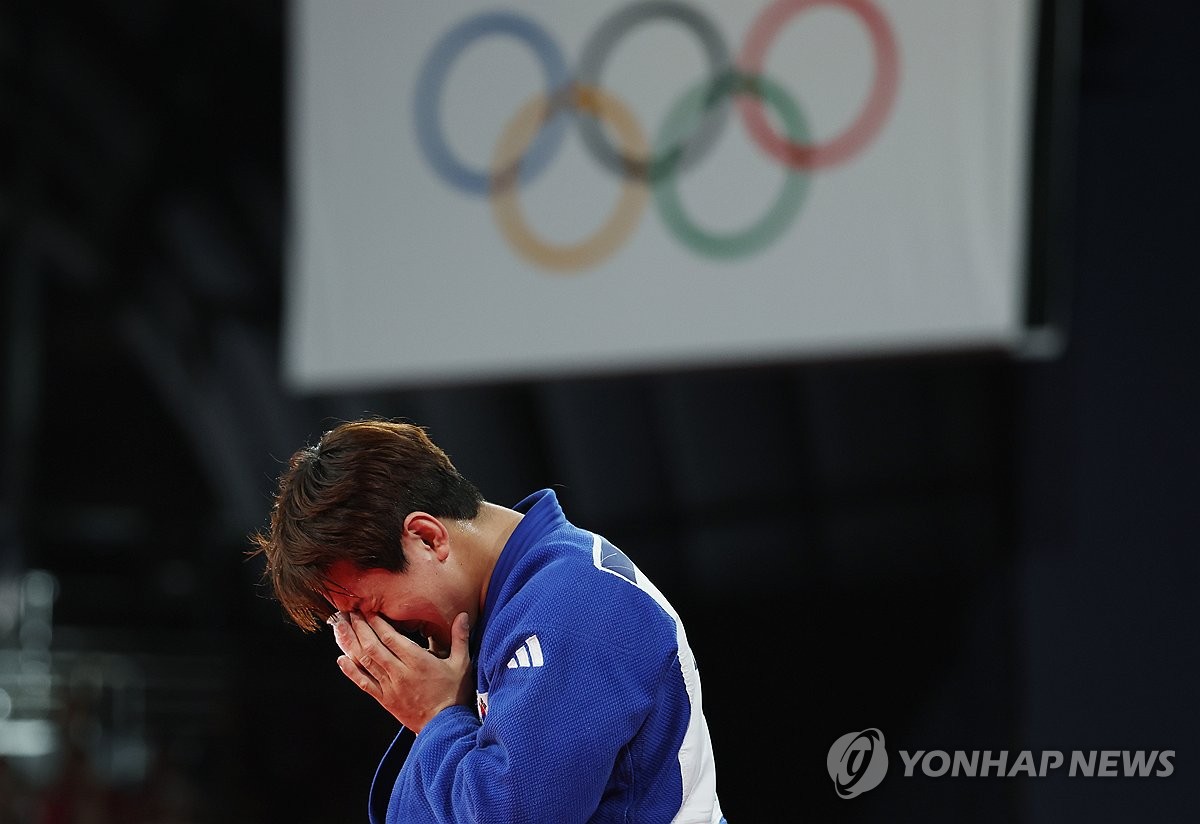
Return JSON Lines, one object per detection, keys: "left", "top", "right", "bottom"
{"left": 1, "top": 1, "right": 1197, "bottom": 822}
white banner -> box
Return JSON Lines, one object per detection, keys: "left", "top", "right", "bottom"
{"left": 286, "top": 0, "right": 1037, "bottom": 389}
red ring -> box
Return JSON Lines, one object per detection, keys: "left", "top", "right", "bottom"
{"left": 737, "top": 0, "right": 899, "bottom": 169}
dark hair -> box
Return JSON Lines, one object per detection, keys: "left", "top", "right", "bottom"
{"left": 248, "top": 419, "right": 482, "bottom": 631}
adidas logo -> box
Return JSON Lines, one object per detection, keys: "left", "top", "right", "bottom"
{"left": 506, "top": 635, "right": 544, "bottom": 669}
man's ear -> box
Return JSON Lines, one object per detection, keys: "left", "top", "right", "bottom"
{"left": 403, "top": 512, "right": 450, "bottom": 560}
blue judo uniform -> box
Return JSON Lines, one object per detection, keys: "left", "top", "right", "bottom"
{"left": 368, "top": 489, "right": 725, "bottom": 823}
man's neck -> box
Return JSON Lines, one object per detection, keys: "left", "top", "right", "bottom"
{"left": 448, "top": 502, "right": 523, "bottom": 614}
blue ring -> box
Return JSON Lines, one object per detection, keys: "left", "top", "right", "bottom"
{"left": 413, "top": 12, "right": 571, "bottom": 195}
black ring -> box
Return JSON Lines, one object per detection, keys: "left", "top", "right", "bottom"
{"left": 575, "top": 1, "right": 731, "bottom": 182}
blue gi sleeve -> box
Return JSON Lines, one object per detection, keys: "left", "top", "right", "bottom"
{"left": 381, "top": 621, "right": 680, "bottom": 823}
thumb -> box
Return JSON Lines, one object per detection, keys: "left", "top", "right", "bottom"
{"left": 451, "top": 612, "right": 471, "bottom": 659}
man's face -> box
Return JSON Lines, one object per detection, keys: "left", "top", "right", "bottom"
{"left": 323, "top": 555, "right": 457, "bottom": 656}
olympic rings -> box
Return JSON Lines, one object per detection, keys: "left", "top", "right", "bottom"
{"left": 413, "top": 12, "right": 571, "bottom": 194}
{"left": 575, "top": 0, "right": 732, "bottom": 183}
{"left": 655, "top": 72, "right": 811, "bottom": 259}
{"left": 412, "top": 0, "right": 900, "bottom": 269}
{"left": 491, "top": 86, "right": 650, "bottom": 272}
{"left": 738, "top": 0, "right": 899, "bottom": 169}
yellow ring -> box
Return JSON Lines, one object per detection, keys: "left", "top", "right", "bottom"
{"left": 490, "top": 86, "right": 649, "bottom": 273}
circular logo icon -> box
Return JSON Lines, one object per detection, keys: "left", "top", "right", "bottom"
{"left": 827, "top": 728, "right": 888, "bottom": 798}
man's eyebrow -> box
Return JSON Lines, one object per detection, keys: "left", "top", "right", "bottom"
{"left": 320, "top": 590, "right": 360, "bottom": 610}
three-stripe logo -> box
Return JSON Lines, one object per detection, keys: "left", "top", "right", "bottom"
{"left": 506, "top": 635, "right": 545, "bottom": 669}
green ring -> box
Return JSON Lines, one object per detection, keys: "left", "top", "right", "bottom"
{"left": 653, "top": 72, "right": 811, "bottom": 259}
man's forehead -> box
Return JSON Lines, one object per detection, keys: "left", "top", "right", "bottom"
{"left": 325, "top": 559, "right": 366, "bottom": 588}
{"left": 321, "top": 561, "right": 364, "bottom": 608}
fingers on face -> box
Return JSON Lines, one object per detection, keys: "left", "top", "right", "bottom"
{"left": 363, "top": 612, "right": 432, "bottom": 658}
{"left": 361, "top": 612, "right": 403, "bottom": 652}
{"left": 332, "top": 622, "right": 357, "bottom": 658}
{"left": 332, "top": 613, "right": 385, "bottom": 683}
{"left": 346, "top": 613, "right": 393, "bottom": 678}
{"left": 337, "top": 612, "right": 436, "bottom": 682}
{"left": 337, "top": 655, "right": 377, "bottom": 694}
